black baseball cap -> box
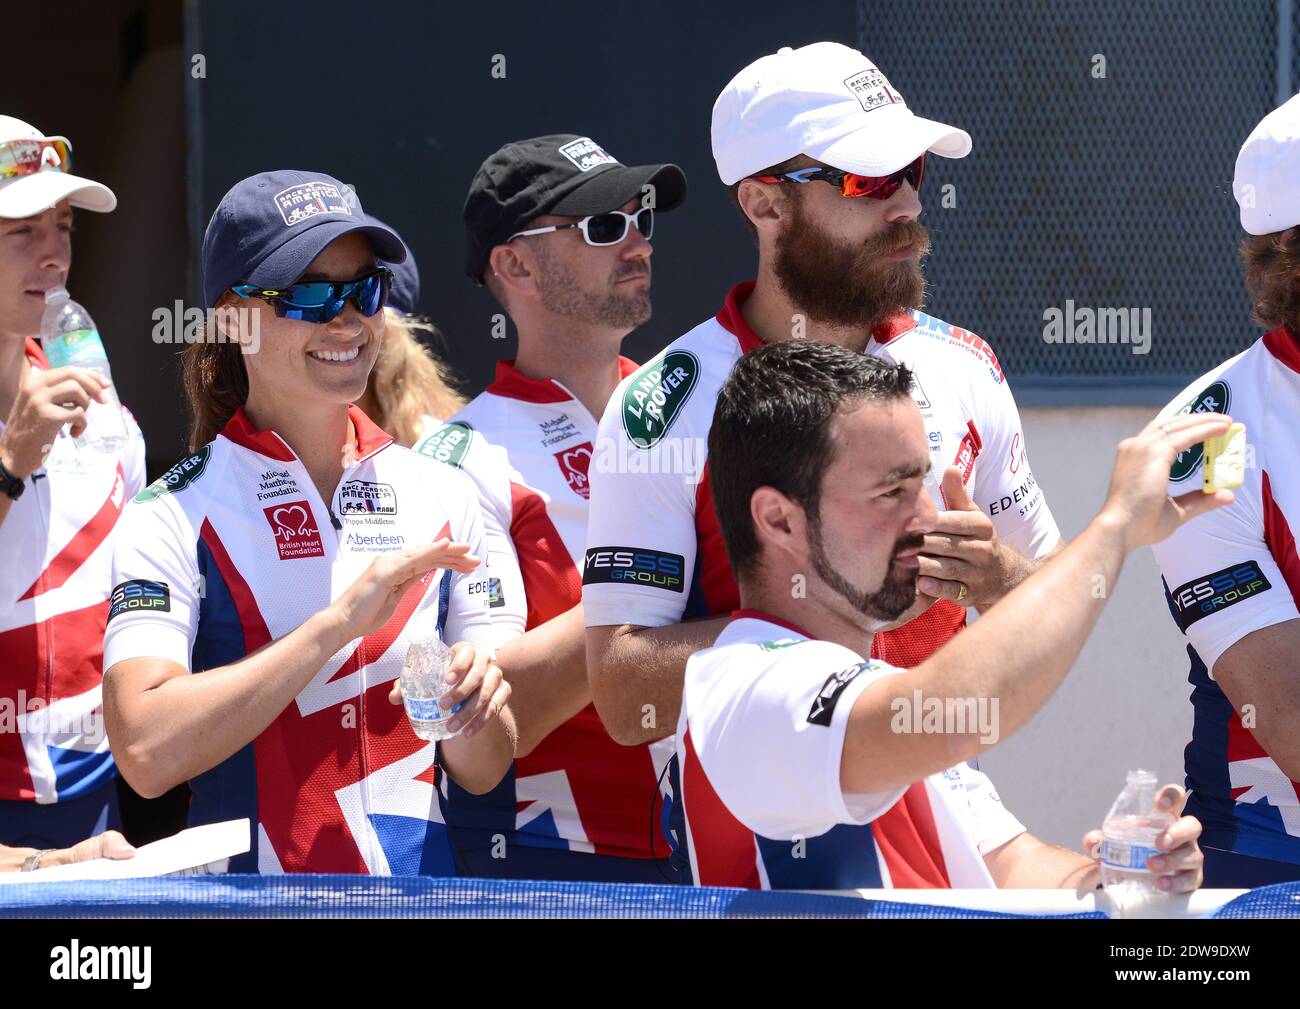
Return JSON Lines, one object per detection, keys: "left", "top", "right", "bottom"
{"left": 463, "top": 134, "right": 687, "bottom": 284}
{"left": 202, "top": 170, "right": 406, "bottom": 308}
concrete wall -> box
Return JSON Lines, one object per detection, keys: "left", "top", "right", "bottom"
{"left": 977, "top": 405, "right": 1193, "bottom": 851}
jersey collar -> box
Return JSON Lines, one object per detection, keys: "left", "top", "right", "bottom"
{"left": 24, "top": 337, "right": 49, "bottom": 368}
{"left": 714, "top": 281, "right": 918, "bottom": 353}
{"left": 1263, "top": 326, "right": 1300, "bottom": 375}
{"left": 486, "top": 356, "right": 640, "bottom": 404}
{"left": 220, "top": 404, "right": 393, "bottom": 463}
{"left": 730, "top": 608, "right": 814, "bottom": 639}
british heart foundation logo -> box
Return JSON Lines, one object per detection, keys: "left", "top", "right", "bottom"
{"left": 555, "top": 442, "right": 593, "bottom": 499}
{"left": 263, "top": 501, "right": 326, "bottom": 559}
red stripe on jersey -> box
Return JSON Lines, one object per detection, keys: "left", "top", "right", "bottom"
{"left": 509, "top": 481, "right": 582, "bottom": 626}
{"left": 680, "top": 726, "right": 762, "bottom": 887}
{"left": 0, "top": 600, "right": 110, "bottom": 799}
{"left": 694, "top": 463, "right": 740, "bottom": 616}
{"left": 327, "top": 521, "right": 451, "bottom": 684}
{"left": 1225, "top": 471, "right": 1300, "bottom": 780}
{"left": 872, "top": 782, "right": 951, "bottom": 887}
{"left": 200, "top": 519, "right": 371, "bottom": 872}
{"left": 730, "top": 609, "right": 813, "bottom": 638}
{"left": 19, "top": 464, "right": 125, "bottom": 601}
{"left": 507, "top": 481, "right": 664, "bottom": 856}
{"left": 1262, "top": 471, "right": 1300, "bottom": 605}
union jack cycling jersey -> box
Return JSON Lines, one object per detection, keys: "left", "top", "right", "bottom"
{"left": 414, "top": 358, "right": 674, "bottom": 874}
{"left": 582, "top": 281, "right": 1061, "bottom": 670}
{"left": 673, "top": 612, "right": 1026, "bottom": 888}
{"left": 0, "top": 338, "right": 146, "bottom": 805}
{"left": 103, "top": 405, "right": 495, "bottom": 873}
{"left": 1151, "top": 327, "right": 1300, "bottom": 865}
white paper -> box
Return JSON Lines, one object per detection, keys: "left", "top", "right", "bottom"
{"left": 0, "top": 818, "right": 250, "bottom": 883}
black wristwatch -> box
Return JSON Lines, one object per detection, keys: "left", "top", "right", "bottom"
{"left": 0, "top": 457, "right": 26, "bottom": 500}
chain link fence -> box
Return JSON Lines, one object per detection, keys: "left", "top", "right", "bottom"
{"left": 861, "top": 0, "right": 1286, "bottom": 403}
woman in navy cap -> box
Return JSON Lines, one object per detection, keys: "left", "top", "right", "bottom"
{"left": 100, "top": 171, "right": 514, "bottom": 874}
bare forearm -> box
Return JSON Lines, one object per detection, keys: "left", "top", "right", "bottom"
{"left": 587, "top": 617, "right": 729, "bottom": 745}
{"left": 494, "top": 605, "right": 590, "bottom": 757}
{"left": 844, "top": 517, "right": 1126, "bottom": 792}
{"left": 987, "top": 833, "right": 1098, "bottom": 889}
{"left": 106, "top": 609, "right": 350, "bottom": 796}
{"left": 440, "top": 705, "right": 517, "bottom": 794}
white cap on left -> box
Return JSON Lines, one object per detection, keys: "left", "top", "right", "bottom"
{"left": 1235, "top": 92, "right": 1300, "bottom": 236}
{"left": 0, "top": 115, "right": 116, "bottom": 219}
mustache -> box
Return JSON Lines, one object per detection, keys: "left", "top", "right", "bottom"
{"left": 892, "top": 532, "right": 926, "bottom": 559}
{"left": 867, "top": 220, "right": 931, "bottom": 258}
{"left": 614, "top": 264, "right": 651, "bottom": 282}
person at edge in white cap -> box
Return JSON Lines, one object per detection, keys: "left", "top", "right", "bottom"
{"left": 0, "top": 115, "right": 144, "bottom": 868}
{"left": 1150, "top": 92, "right": 1300, "bottom": 887}
{"left": 583, "top": 43, "right": 1064, "bottom": 749}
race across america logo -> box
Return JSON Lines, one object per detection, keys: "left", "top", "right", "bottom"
{"left": 1167, "top": 561, "right": 1271, "bottom": 631}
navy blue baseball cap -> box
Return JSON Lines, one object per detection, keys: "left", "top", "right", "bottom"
{"left": 365, "top": 214, "right": 419, "bottom": 315}
{"left": 202, "top": 170, "right": 407, "bottom": 307}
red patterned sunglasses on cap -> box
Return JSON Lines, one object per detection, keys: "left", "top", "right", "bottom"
{"left": 749, "top": 155, "right": 924, "bottom": 200}
{"left": 0, "top": 137, "right": 73, "bottom": 183}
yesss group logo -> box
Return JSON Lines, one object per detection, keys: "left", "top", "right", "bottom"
{"left": 1168, "top": 561, "right": 1271, "bottom": 631}
{"left": 582, "top": 546, "right": 685, "bottom": 593}
{"left": 263, "top": 501, "right": 325, "bottom": 560}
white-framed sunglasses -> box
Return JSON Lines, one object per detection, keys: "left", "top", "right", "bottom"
{"left": 507, "top": 207, "right": 654, "bottom": 247}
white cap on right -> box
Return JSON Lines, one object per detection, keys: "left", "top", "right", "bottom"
{"left": 1234, "top": 92, "right": 1300, "bottom": 235}
{"left": 711, "top": 42, "right": 972, "bottom": 186}
{"left": 0, "top": 115, "right": 116, "bottom": 219}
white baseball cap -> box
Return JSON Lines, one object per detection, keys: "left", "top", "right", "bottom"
{"left": 0, "top": 116, "right": 116, "bottom": 219}
{"left": 712, "top": 42, "right": 972, "bottom": 186}
{"left": 1234, "top": 93, "right": 1300, "bottom": 236}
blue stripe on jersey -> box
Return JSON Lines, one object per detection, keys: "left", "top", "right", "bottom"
{"left": 191, "top": 537, "right": 260, "bottom": 873}
{"left": 367, "top": 813, "right": 458, "bottom": 876}
{"left": 755, "top": 824, "right": 885, "bottom": 889}
{"left": 664, "top": 753, "right": 692, "bottom": 880}
{"left": 682, "top": 550, "right": 710, "bottom": 622}
{"left": 47, "top": 745, "right": 114, "bottom": 801}
{"left": 1165, "top": 578, "right": 1300, "bottom": 864}
{"left": 434, "top": 568, "right": 452, "bottom": 637}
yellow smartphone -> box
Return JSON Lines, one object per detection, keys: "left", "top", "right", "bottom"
{"left": 1203, "top": 423, "right": 1246, "bottom": 493}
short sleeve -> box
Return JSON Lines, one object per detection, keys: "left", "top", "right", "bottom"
{"left": 439, "top": 469, "right": 499, "bottom": 653}
{"left": 685, "top": 641, "right": 907, "bottom": 840}
{"left": 1150, "top": 478, "right": 1298, "bottom": 674}
{"left": 970, "top": 376, "right": 1061, "bottom": 559}
{"left": 103, "top": 497, "right": 201, "bottom": 671}
{"left": 954, "top": 765, "right": 1026, "bottom": 854}
{"left": 120, "top": 405, "right": 147, "bottom": 499}
{"left": 582, "top": 369, "right": 700, "bottom": 628}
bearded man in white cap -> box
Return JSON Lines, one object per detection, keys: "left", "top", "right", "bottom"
{"left": 583, "top": 43, "right": 1063, "bottom": 754}
{"left": 1151, "top": 92, "right": 1300, "bottom": 888}
{"left": 0, "top": 116, "right": 146, "bottom": 864}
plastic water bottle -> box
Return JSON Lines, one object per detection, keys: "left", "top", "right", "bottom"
{"left": 39, "top": 287, "right": 128, "bottom": 453}
{"left": 1100, "top": 769, "right": 1176, "bottom": 897}
{"left": 399, "top": 636, "right": 464, "bottom": 741}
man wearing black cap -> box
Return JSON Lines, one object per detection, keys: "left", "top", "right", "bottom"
{"left": 414, "top": 135, "right": 688, "bottom": 881}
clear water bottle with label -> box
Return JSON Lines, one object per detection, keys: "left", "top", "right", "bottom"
{"left": 400, "top": 636, "right": 464, "bottom": 741}
{"left": 1100, "top": 769, "right": 1176, "bottom": 897}
{"left": 39, "top": 287, "right": 128, "bottom": 453}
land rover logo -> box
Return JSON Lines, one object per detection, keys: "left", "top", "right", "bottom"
{"left": 1169, "top": 380, "right": 1230, "bottom": 482}
{"left": 621, "top": 350, "right": 699, "bottom": 449}
{"left": 134, "top": 445, "right": 211, "bottom": 503}
{"left": 415, "top": 422, "right": 474, "bottom": 469}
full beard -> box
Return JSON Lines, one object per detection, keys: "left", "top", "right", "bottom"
{"left": 773, "top": 197, "right": 930, "bottom": 330}
{"left": 808, "top": 516, "right": 925, "bottom": 624}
